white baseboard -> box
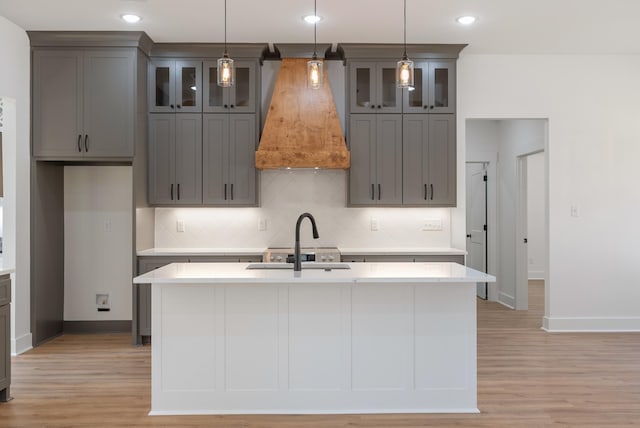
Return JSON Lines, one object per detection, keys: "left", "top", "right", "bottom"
{"left": 11, "top": 332, "right": 33, "bottom": 356}
{"left": 528, "top": 270, "right": 545, "bottom": 280}
{"left": 498, "top": 291, "right": 515, "bottom": 309}
{"left": 543, "top": 316, "right": 640, "bottom": 332}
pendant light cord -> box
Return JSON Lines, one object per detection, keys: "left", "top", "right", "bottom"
{"left": 224, "top": 0, "right": 228, "bottom": 55}
{"left": 313, "top": 0, "right": 318, "bottom": 59}
{"left": 403, "top": 0, "right": 407, "bottom": 58}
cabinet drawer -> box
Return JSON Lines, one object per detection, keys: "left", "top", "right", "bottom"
{"left": 0, "top": 277, "right": 10, "bottom": 306}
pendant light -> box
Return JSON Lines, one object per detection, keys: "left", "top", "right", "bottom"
{"left": 217, "top": 0, "right": 234, "bottom": 87}
{"left": 396, "top": 0, "right": 414, "bottom": 88}
{"left": 307, "top": 0, "right": 323, "bottom": 89}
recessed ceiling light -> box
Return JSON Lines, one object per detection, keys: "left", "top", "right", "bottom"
{"left": 456, "top": 16, "right": 477, "bottom": 25}
{"left": 303, "top": 15, "right": 322, "bottom": 24}
{"left": 121, "top": 14, "right": 142, "bottom": 24}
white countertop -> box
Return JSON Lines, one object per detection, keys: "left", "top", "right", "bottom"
{"left": 137, "top": 247, "right": 466, "bottom": 256}
{"left": 339, "top": 247, "right": 467, "bottom": 256}
{"left": 137, "top": 247, "right": 265, "bottom": 256}
{"left": 133, "top": 262, "right": 494, "bottom": 284}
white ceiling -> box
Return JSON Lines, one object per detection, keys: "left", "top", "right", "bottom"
{"left": 1, "top": 0, "right": 639, "bottom": 54}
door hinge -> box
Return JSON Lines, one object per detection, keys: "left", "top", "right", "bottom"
{"left": 483, "top": 224, "right": 487, "bottom": 231}
{"left": 483, "top": 174, "right": 487, "bottom": 181}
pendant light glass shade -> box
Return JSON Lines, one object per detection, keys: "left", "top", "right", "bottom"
{"left": 217, "top": 54, "right": 235, "bottom": 87}
{"left": 307, "top": 57, "right": 323, "bottom": 89}
{"left": 307, "top": 0, "right": 322, "bottom": 89}
{"left": 217, "top": 0, "right": 234, "bottom": 87}
{"left": 396, "top": 0, "right": 414, "bottom": 88}
{"left": 396, "top": 56, "right": 414, "bottom": 88}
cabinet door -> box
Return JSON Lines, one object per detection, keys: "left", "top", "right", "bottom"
{"left": 427, "top": 115, "right": 456, "bottom": 206}
{"left": 83, "top": 50, "right": 135, "bottom": 157}
{"left": 349, "top": 62, "right": 376, "bottom": 113}
{"left": 0, "top": 303, "right": 9, "bottom": 392}
{"left": 202, "top": 114, "right": 228, "bottom": 204}
{"left": 402, "top": 115, "right": 429, "bottom": 204}
{"left": 229, "top": 61, "right": 257, "bottom": 113}
{"left": 403, "top": 61, "right": 429, "bottom": 113}
{"left": 149, "top": 60, "right": 175, "bottom": 113}
{"left": 32, "top": 50, "right": 84, "bottom": 158}
{"left": 174, "top": 114, "right": 203, "bottom": 204}
{"left": 376, "top": 114, "right": 403, "bottom": 204}
{"left": 348, "top": 114, "right": 377, "bottom": 205}
{"left": 428, "top": 61, "right": 455, "bottom": 114}
{"left": 175, "top": 60, "right": 202, "bottom": 112}
{"left": 148, "top": 114, "right": 175, "bottom": 204}
{"left": 228, "top": 114, "right": 257, "bottom": 205}
{"left": 203, "top": 61, "right": 228, "bottom": 113}
{"left": 376, "top": 62, "right": 402, "bottom": 113}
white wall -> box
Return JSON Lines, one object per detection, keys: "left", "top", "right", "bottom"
{"left": 527, "top": 151, "right": 546, "bottom": 279}
{"left": 457, "top": 54, "right": 640, "bottom": 331}
{"left": 0, "top": 16, "right": 31, "bottom": 354}
{"left": 155, "top": 169, "right": 452, "bottom": 249}
{"left": 64, "top": 166, "right": 133, "bottom": 321}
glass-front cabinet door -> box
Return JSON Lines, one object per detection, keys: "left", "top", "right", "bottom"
{"left": 428, "top": 61, "right": 455, "bottom": 114}
{"left": 403, "top": 61, "right": 429, "bottom": 113}
{"left": 149, "top": 60, "right": 202, "bottom": 113}
{"left": 203, "top": 60, "right": 256, "bottom": 113}
{"left": 349, "top": 62, "right": 401, "bottom": 113}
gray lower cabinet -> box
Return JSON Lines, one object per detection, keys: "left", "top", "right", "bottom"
{"left": 133, "top": 255, "right": 262, "bottom": 344}
{"left": 148, "top": 113, "right": 203, "bottom": 205}
{"left": 403, "top": 114, "right": 456, "bottom": 206}
{"left": 341, "top": 254, "right": 465, "bottom": 264}
{"left": 0, "top": 275, "right": 11, "bottom": 402}
{"left": 203, "top": 114, "right": 257, "bottom": 205}
{"left": 32, "top": 48, "right": 136, "bottom": 159}
{"left": 349, "top": 114, "right": 402, "bottom": 205}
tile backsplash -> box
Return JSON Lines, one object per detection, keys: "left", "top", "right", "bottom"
{"left": 155, "top": 170, "right": 452, "bottom": 249}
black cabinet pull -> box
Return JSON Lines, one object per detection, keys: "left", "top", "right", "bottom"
{"left": 224, "top": 104, "right": 228, "bottom": 108}
{"left": 370, "top": 105, "right": 375, "bottom": 109}
{"left": 371, "top": 184, "right": 374, "bottom": 200}
{"left": 467, "top": 234, "right": 472, "bottom": 238}
{"left": 170, "top": 104, "right": 174, "bottom": 109}
{"left": 224, "top": 183, "right": 227, "bottom": 200}
{"left": 77, "top": 134, "right": 82, "bottom": 152}
{"left": 424, "top": 184, "right": 427, "bottom": 200}
{"left": 170, "top": 184, "right": 174, "bottom": 200}
{"left": 176, "top": 104, "right": 181, "bottom": 109}
{"left": 377, "top": 105, "right": 381, "bottom": 109}
{"left": 430, "top": 184, "right": 434, "bottom": 200}
{"left": 423, "top": 105, "right": 428, "bottom": 109}
{"left": 177, "top": 183, "right": 180, "bottom": 200}
{"left": 378, "top": 184, "right": 381, "bottom": 200}
{"left": 84, "top": 135, "right": 88, "bottom": 152}
{"left": 429, "top": 105, "right": 434, "bottom": 110}
{"left": 230, "top": 183, "right": 234, "bottom": 200}
{"left": 230, "top": 104, "right": 234, "bottom": 109}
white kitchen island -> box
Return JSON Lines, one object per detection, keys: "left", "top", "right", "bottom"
{"left": 133, "top": 262, "right": 494, "bottom": 415}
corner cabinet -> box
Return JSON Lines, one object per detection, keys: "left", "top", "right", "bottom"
{"left": 32, "top": 49, "right": 136, "bottom": 159}
{"left": 349, "top": 114, "right": 402, "bottom": 205}
{"left": 148, "top": 114, "right": 203, "bottom": 205}
{"left": 403, "top": 114, "right": 456, "bottom": 206}
{"left": 203, "top": 114, "right": 257, "bottom": 205}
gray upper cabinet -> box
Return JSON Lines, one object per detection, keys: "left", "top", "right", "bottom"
{"left": 403, "top": 60, "right": 456, "bottom": 114}
{"left": 203, "top": 114, "right": 257, "bottom": 205}
{"left": 349, "top": 114, "right": 402, "bottom": 205}
{"left": 203, "top": 60, "right": 257, "bottom": 113}
{"left": 149, "top": 60, "right": 202, "bottom": 113}
{"left": 32, "top": 49, "right": 136, "bottom": 159}
{"left": 148, "top": 113, "right": 202, "bottom": 205}
{"left": 403, "top": 114, "right": 456, "bottom": 206}
{"left": 349, "top": 62, "right": 402, "bottom": 114}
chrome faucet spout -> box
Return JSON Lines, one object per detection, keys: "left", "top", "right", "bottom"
{"left": 294, "top": 213, "right": 319, "bottom": 272}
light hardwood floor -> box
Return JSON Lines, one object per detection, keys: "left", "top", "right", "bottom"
{"left": 1, "top": 281, "right": 639, "bottom": 427}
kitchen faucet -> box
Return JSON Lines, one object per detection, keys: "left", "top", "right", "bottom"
{"left": 294, "top": 212, "right": 319, "bottom": 272}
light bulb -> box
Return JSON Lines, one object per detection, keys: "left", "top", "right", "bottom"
{"left": 400, "top": 66, "right": 410, "bottom": 85}
{"left": 307, "top": 59, "right": 323, "bottom": 89}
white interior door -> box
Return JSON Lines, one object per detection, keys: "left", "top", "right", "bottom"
{"left": 466, "top": 162, "right": 488, "bottom": 298}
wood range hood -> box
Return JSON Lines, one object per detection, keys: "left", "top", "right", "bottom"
{"left": 256, "top": 58, "right": 350, "bottom": 169}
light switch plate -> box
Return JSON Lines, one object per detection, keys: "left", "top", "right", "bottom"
{"left": 176, "top": 220, "right": 185, "bottom": 232}
{"left": 370, "top": 218, "right": 379, "bottom": 231}
{"left": 258, "top": 218, "right": 267, "bottom": 231}
{"left": 422, "top": 218, "right": 443, "bottom": 231}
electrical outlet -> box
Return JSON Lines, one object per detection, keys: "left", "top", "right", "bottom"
{"left": 371, "top": 218, "right": 379, "bottom": 231}
{"left": 176, "top": 220, "right": 185, "bottom": 232}
{"left": 570, "top": 205, "right": 579, "bottom": 218}
{"left": 258, "top": 218, "right": 267, "bottom": 231}
{"left": 422, "top": 218, "right": 443, "bottom": 231}
{"left": 96, "top": 293, "right": 110, "bottom": 311}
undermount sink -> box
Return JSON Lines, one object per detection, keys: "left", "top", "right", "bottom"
{"left": 246, "top": 262, "right": 351, "bottom": 270}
